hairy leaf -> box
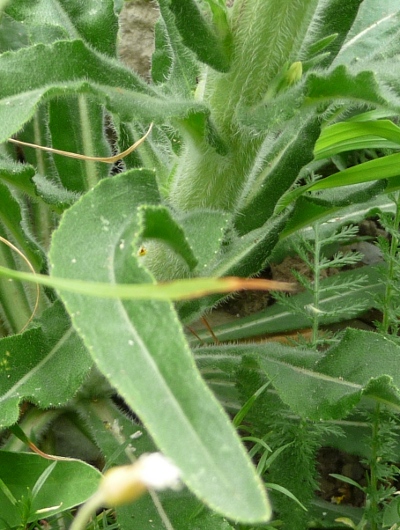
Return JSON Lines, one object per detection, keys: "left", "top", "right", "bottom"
{"left": 0, "top": 301, "right": 92, "bottom": 428}
{"left": 167, "top": 0, "right": 231, "bottom": 72}
{"left": 49, "top": 169, "right": 271, "bottom": 523}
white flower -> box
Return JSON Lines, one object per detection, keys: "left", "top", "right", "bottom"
{"left": 99, "top": 453, "right": 182, "bottom": 506}
{"left": 134, "top": 452, "right": 182, "bottom": 491}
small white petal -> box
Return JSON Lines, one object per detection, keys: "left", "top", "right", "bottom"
{"left": 100, "top": 453, "right": 182, "bottom": 507}
{"left": 136, "top": 452, "right": 182, "bottom": 491}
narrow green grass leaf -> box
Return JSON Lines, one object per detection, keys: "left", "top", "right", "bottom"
{"left": 310, "top": 152, "right": 400, "bottom": 191}
{"left": 315, "top": 120, "right": 400, "bottom": 160}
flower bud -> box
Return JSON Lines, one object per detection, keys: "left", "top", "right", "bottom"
{"left": 99, "top": 453, "right": 182, "bottom": 506}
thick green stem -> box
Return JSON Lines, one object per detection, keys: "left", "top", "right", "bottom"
{"left": 32, "top": 112, "right": 54, "bottom": 250}
{"left": 170, "top": 0, "right": 319, "bottom": 212}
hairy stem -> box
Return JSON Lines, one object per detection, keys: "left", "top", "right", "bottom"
{"left": 170, "top": 0, "right": 319, "bottom": 212}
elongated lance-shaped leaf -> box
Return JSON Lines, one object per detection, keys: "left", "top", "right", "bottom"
{"left": 77, "top": 399, "right": 234, "bottom": 529}
{"left": 49, "top": 169, "right": 271, "bottom": 523}
{"left": 0, "top": 180, "right": 43, "bottom": 270}
{"left": 310, "top": 152, "right": 400, "bottom": 191}
{"left": 167, "top": 0, "right": 231, "bottom": 72}
{"left": 153, "top": 0, "right": 199, "bottom": 94}
{"left": 0, "top": 301, "right": 92, "bottom": 428}
{"left": 235, "top": 117, "right": 321, "bottom": 234}
{"left": 48, "top": 95, "right": 112, "bottom": 192}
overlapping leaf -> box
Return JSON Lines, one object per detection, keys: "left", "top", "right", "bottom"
{"left": 0, "top": 39, "right": 207, "bottom": 142}
{"left": 197, "top": 329, "right": 400, "bottom": 421}
{"left": 49, "top": 169, "right": 271, "bottom": 523}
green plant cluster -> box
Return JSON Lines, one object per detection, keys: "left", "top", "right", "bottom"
{"left": 1, "top": 0, "right": 400, "bottom": 528}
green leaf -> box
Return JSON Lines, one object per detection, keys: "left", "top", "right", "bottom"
{"left": 315, "top": 119, "right": 400, "bottom": 160}
{"left": 0, "top": 301, "right": 92, "bottom": 428}
{"left": 279, "top": 185, "right": 397, "bottom": 238}
{"left": 5, "top": 0, "right": 118, "bottom": 55}
{"left": 32, "top": 174, "right": 80, "bottom": 211}
{"left": 199, "top": 330, "right": 400, "bottom": 421}
{"left": 309, "top": 152, "right": 400, "bottom": 191}
{"left": 177, "top": 211, "right": 290, "bottom": 324}
{"left": 0, "top": 156, "right": 36, "bottom": 196}
{"left": 48, "top": 95, "right": 112, "bottom": 192}
{"left": 0, "top": 12, "right": 29, "bottom": 52}
{"left": 152, "top": 14, "right": 174, "bottom": 85}
{"left": 225, "top": 0, "right": 320, "bottom": 108}
{"left": 305, "top": 65, "right": 400, "bottom": 112}
{"left": 382, "top": 495, "right": 400, "bottom": 528}
{"left": 153, "top": 0, "right": 199, "bottom": 94}
{"left": 49, "top": 170, "right": 271, "bottom": 523}
{"left": 179, "top": 209, "right": 230, "bottom": 273}
{"left": 0, "top": 40, "right": 207, "bottom": 142}
{"left": 334, "top": 0, "right": 400, "bottom": 65}
{"left": 235, "top": 117, "right": 321, "bottom": 234}
{"left": 167, "top": 0, "right": 231, "bottom": 72}
{"left": 306, "top": 180, "right": 387, "bottom": 208}
{"left": 303, "top": 0, "right": 363, "bottom": 67}
{"left": 257, "top": 328, "right": 400, "bottom": 419}
{"left": 0, "top": 451, "right": 101, "bottom": 529}
{"left": 118, "top": 491, "right": 235, "bottom": 530}
{"left": 138, "top": 205, "right": 198, "bottom": 271}
{"left": 0, "top": 181, "right": 43, "bottom": 269}
{"left": 77, "top": 399, "right": 234, "bottom": 529}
